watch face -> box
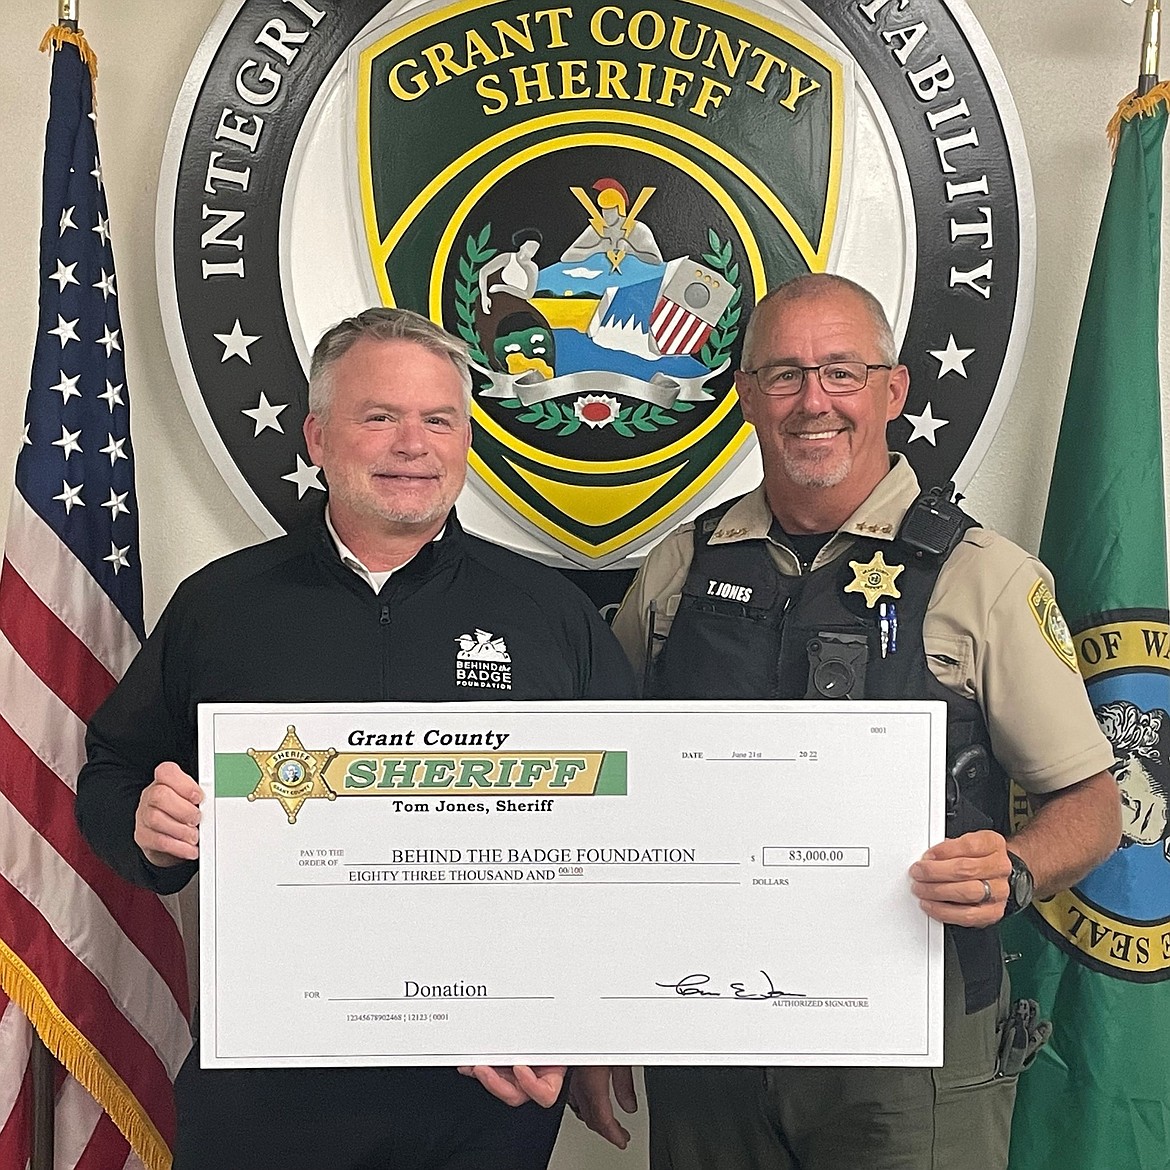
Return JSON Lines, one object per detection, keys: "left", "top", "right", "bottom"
{"left": 1008, "top": 852, "right": 1034, "bottom": 913}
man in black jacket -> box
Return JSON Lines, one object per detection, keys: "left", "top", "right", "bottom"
{"left": 76, "top": 307, "right": 634, "bottom": 1170}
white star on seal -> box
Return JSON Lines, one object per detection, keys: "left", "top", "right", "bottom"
{"left": 102, "top": 488, "right": 131, "bottom": 519}
{"left": 927, "top": 335, "right": 975, "bottom": 379}
{"left": 98, "top": 380, "right": 125, "bottom": 411}
{"left": 282, "top": 455, "right": 325, "bottom": 498}
{"left": 214, "top": 320, "right": 261, "bottom": 364}
{"left": 50, "top": 371, "right": 82, "bottom": 403}
{"left": 50, "top": 260, "right": 80, "bottom": 292}
{"left": 52, "top": 426, "right": 83, "bottom": 459}
{"left": 53, "top": 480, "right": 85, "bottom": 514}
{"left": 904, "top": 403, "right": 950, "bottom": 446}
{"left": 103, "top": 543, "right": 131, "bottom": 574}
{"left": 49, "top": 315, "right": 80, "bottom": 347}
{"left": 100, "top": 434, "right": 129, "bottom": 465}
{"left": 242, "top": 392, "right": 288, "bottom": 436}
{"left": 97, "top": 325, "right": 122, "bottom": 357}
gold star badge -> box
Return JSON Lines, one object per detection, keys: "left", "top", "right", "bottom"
{"left": 247, "top": 725, "right": 337, "bottom": 824}
{"left": 844, "top": 551, "right": 904, "bottom": 608}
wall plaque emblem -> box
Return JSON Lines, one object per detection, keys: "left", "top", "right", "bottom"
{"left": 159, "top": 0, "right": 1033, "bottom": 569}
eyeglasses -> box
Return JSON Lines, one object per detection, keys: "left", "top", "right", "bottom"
{"left": 743, "top": 362, "right": 894, "bottom": 396}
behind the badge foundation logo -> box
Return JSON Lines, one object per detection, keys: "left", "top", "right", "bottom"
{"left": 247, "top": 725, "right": 338, "bottom": 823}
{"left": 455, "top": 628, "right": 513, "bottom": 690}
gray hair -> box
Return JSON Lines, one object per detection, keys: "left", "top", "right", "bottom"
{"left": 308, "top": 307, "right": 473, "bottom": 420}
{"left": 741, "top": 273, "right": 899, "bottom": 370}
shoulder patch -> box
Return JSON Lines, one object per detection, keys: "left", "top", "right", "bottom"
{"left": 1027, "top": 579, "right": 1078, "bottom": 672}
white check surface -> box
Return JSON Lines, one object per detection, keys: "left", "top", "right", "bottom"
{"left": 198, "top": 700, "right": 945, "bottom": 1068}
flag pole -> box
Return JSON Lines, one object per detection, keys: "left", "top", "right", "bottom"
{"left": 1138, "top": 0, "right": 1162, "bottom": 95}
{"left": 29, "top": 23, "right": 79, "bottom": 1170}
{"left": 31, "top": 1038, "right": 53, "bottom": 1170}
{"left": 29, "top": 6, "right": 79, "bottom": 1165}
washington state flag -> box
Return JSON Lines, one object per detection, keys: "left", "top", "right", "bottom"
{"left": 1004, "top": 88, "right": 1170, "bottom": 1169}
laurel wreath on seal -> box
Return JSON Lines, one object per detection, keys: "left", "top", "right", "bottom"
{"left": 453, "top": 226, "right": 742, "bottom": 438}
{"left": 454, "top": 225, "right": 497, "bottom": 370}
{"left": 698, "top": 228, "right": 742, "bottom": 371}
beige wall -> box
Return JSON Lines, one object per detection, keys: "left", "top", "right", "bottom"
{"left": 1, "top": 3, "right": 1168, "bottom": 1166}
{"left": 2, "top": 1, "right": 1167, "bottom": 624}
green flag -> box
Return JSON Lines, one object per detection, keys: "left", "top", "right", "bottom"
{"left": 1004, "top": 89, "right": 1170, "bottom": 1169}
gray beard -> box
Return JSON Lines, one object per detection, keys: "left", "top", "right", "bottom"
{"left": 780, "top": 449, "right": 852, "bottom": 489}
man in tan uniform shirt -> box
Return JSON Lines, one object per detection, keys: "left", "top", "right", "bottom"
{"left": 569, "top": 274, "right": 1121, "bottom": 1170}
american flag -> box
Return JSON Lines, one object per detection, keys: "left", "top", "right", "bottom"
{"left": 0, "top": 28, "right": 191, "bottom": 1170}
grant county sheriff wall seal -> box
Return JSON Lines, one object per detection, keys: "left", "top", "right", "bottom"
{"left": 1013, "top": 610, "right": 1170, "bottom": 982}
{"left": 158, "top": 0, "right": 1032, "bottom": 575}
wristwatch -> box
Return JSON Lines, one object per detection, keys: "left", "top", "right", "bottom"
{"left": 1003, "top": 851, "right": 1035, "bottom": 917}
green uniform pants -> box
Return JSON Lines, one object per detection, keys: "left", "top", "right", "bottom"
{"left": 645, "top": 938, "right": 1018, "bottom": 1170}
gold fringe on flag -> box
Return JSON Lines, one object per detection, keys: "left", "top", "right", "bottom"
{"left": 1108, "top": 80, "right": 1170, "bottom": 156}
{"left": 39, "top": 24, "right": 98, "bottom": 95}
{"left": 0, "top": 940, "right": 173, "bottom": 1170}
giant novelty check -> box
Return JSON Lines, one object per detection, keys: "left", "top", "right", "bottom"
{"left": 198, "top": 700, "right": 946, "bottom": 1069}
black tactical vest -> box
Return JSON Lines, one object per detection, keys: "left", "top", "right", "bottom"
{"left": 648, "top": 492, "right": 1007, "bottom": 1013}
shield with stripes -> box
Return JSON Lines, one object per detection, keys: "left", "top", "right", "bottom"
{"left": 651, "top": 259, "right": 738, "bottom": 357}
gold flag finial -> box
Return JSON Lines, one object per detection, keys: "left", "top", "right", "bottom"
{"left": 1139, "top": 0, "right": 1162, "bottom": 95}
{"left": 1106, "top": 0, "right": 1170, "bottom": 154}
{"left": 58, "top": 0, "right": 79, "bottom": 25}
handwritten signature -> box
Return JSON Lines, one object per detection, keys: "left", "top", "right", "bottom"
{"left": 655, "top": 971, "right": 806, "bottom": 1000}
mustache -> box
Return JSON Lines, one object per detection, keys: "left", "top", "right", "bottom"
{"left": 370, "top": 462, "right": 443, "bottom": 476}
{"left": 783, "top": 412, "right": 852, "bottom": 432}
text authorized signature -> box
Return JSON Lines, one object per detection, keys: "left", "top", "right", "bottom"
{"left": 655, "top": 971, "right": 806, "bottom": 1000}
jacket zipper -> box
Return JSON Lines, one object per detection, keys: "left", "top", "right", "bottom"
{"left": 379, "top": 603, "right": 391, "bottom": 698}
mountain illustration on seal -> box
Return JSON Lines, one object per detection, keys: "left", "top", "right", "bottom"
{"left": 458, "top": 176, "right": 742, "bottom": 438}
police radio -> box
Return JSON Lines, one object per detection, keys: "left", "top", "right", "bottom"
{"left": 897, "top": 483, "right": 969, "bottom": 559}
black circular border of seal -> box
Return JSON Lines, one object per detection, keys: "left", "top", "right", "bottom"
{"left": 159, "top": 0, "right": 1029, "bottom": 544}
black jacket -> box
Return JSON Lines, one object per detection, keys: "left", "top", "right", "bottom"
{"left": 76, "top": 512, "right": 634, "bottom": 894}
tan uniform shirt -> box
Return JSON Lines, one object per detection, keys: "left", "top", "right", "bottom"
{"left": 612, "top": 455, "right": 1113, "bottom": 796}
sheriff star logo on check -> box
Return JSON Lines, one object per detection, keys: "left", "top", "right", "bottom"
{"left": 844, "top": 552, "right": 904, "bottom": 609}
{"left": 247, "top": 725, "right": 338, "bottom": 824}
